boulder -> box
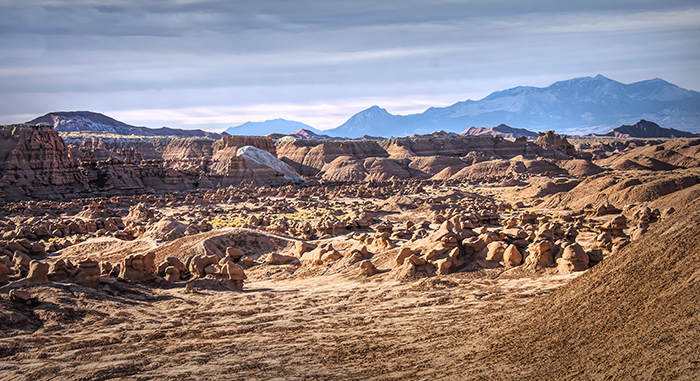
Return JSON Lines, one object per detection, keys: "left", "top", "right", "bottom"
{"left": 119, "top": 252, "right": 156, "bottom": 282}
{"left": 9, "top": 289, "right": 31, "bottom": 303}
{"left": 587, "top": 249, "right": 604, "bottom": 263}
{"left": 292, "top": 241, "right": 315, "bottom": 257}
{"left": 157, "top": 257, "right": 186, "bottom": 278}
{"left": 395, "top": 247, "right": 413, "bottom": 266}
{"left": 13, "top": 251, "right": 31, "bottom": 277}
{"left": 556, "top": 243, "right": 589, "bottom": 274}
{"left": 0, "top": 262, "right": 10, "bottom": 283}
{"left": 268, "top": 253, "right": 298, "bottom": 265}
{"left": 524, "top": 240, "right": 555, "bottom": 269}
{"left": 359, "top": 260, "right": 378, "bottom": 276}
{"left": 164, "top": 266, "right": 181, "bottom": 282}
{"left": 27, "top": 260, "right": 50, "bottom": 284}
{"left": 189, "top": 254, "right": 220, "bottom": 278}
{"left": 70, "top": 259, "right": 101, "bottom": 287}
{"left": 220, "top": 259, "right": 246, "bottom": 291}
{"left": 321, "top": 250, "right": 343, "bottom": 263}
{"left": 485, "top": 241, "right": 509, "bottom": 262}
{"left": 48, "top": 259, "right": 70, "bottom": 282}
{"left": 124, "top": 203, "right": 155, "bottom": 224}
{"left": 226, "top": 247, "right": 244, "bottom": 260}
{"left": 502, "top": 244, "right": 523, "bottom": 267}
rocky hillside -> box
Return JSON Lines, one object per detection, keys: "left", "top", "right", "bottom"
{"left": 490, "top": 184, "right": 700, "bottom": 379}
{"left": 0, "top": 124, "right": 90, "bottom": 200}
{"left": 4, "top": 121, "right": 699, "bottom": 203}
{"left": 276, "top": 131, "right": 576, "bottom": 181}
{"left": 0, "top": 125, "right": 298, "bottom": 201}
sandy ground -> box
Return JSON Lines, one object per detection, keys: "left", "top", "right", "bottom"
{"left": 0, "top": 272, "right": 580, "bottom": 380}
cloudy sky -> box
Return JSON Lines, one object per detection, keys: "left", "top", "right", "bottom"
{"left": 1, "top": 0, "right": 699, "bottom": 132}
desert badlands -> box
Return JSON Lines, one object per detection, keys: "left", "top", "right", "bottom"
{"left": 0, "top": 122, "right": 699, "bottom": 380}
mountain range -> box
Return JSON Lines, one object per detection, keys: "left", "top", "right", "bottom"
{"left": 594, "top": 119, "right": 699, "bottom": 138}
{"left": 20, "top": 75, "right": 700, "bottom": 139}
{"left": 223, "top": 119, "right": 323, "bottom": 136}
{"left": 27, "top": 111, "right": 221, "bottom": 139}
{"left": 322, "top": 75, "right": 700, "bottom": 137}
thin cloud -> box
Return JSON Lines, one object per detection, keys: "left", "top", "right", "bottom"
{"left": 0, "top": 1, "right": 699, "bottom": 130}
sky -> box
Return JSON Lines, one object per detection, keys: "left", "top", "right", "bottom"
{"left": 0, "top": 0, "right": 699, "bottom": 132}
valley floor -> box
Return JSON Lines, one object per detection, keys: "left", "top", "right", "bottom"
{"left": 0, "top": 272, "right": 579, "bottom": 380}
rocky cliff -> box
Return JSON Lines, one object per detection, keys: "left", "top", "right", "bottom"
{"left": 0, "top": 123, "right": 594, "bottom": 201}
{"left": 276, "top": 132, "right": 566, "bottom": 181}
{"left": 0, "top": 124, "right": 90, "bottom": 200}
{"left": 533, "top": 131, "right": 576, "bottom": 158}
{"left": 0, "top": 126, "right": 294, "bottom": 201}
{"left": 162, "top": 138, "right": 216, "bottom": 161}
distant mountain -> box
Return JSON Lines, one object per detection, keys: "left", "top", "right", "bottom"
{"left": 288, "top": 129, "right": 340, "bottom": 140}
{"left": 330, "top": 106, "right": 409, "bottom": 137}
{"left": 460, "top": 124, "right": 538, "bottom": 139}
{"left": 224, "top": 119, "right": 323, "bottom": 136}
{"left": 594, "top": 119, "right": 699, "bottom": 138}
{"left": 324, "top": 75, "right": 700, "bottom": 138}
{"left": 27, "top": 111, "right": 221, "bottom": 138}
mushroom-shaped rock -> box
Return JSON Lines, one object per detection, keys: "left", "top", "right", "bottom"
{"left": 268, "top": 253, "right": 298, "bottom": 265}
{"left": 27, "top": 260, "right": 50, "bottom": 284}
{"left": 204, "top": 264, "right": 219, "bottom": 275}
{"left": 321, "top": 250, "right": 343, "bottom": 263}
{"left": 189, "top": 254, "right": 220, "bottom": 278}
{"left": 485, "top": 241, "right": 508, "bottom": 262}
{"left": 220, "top": 260, "right": 246, "bottom": 291}
{"left": 0, "top": 262, "right": 10, "bottom": 283}
{"left": 524, "top": 240, "right": 555, "bottom": 269}
{"left": 370, "top": 237, "right": 395, "bottom": 251}
{"left": 164, "top": 266, "right": 181, "bottom": 282}
{"left": 221, "top": 261, "right": 246, "bottom": 281}
{"left": 71, "top": 259, "right": 101, "bottom": 287}
{"left": 157, "top": 257, "right": 186, "bottom": 277}
{"left": 405, "top": 254, "right": 426, "bottom": 266}
{"left": 502, "top": 245, "right": 523, "bottom": 267}
{"left": 100, "top": 261, "right": 113, "bottom": 276}
{"left": 239, "top": 256, "right": 255, "bottom": 268}
{"left": 226, "top": 247, "right": 244, "bottom": 261}
{"left": 120, "top": 252, "right": 156, "bottom": 282}
{"left": 48, "top": 259, "right": 70, "bottom": 282}
{"left": 395, "top": 247, "right": 413, "bottom": 266}
{"left": 359, "top": 260, "right": 377, "bottom": 276}
{"left": 434, "top": 256, "right": 453, "bottom": 275}
{"left": 599, "top": 214, "right": 627, "bottom": 236}
{"left": 292, "top": 241, "right": 315, "bottom": 257}
{"left": 13, "top": 252, "right": 31, "bottom": 277}
{"left": 556, "top": 243, "right": 589, "bottom": 274}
